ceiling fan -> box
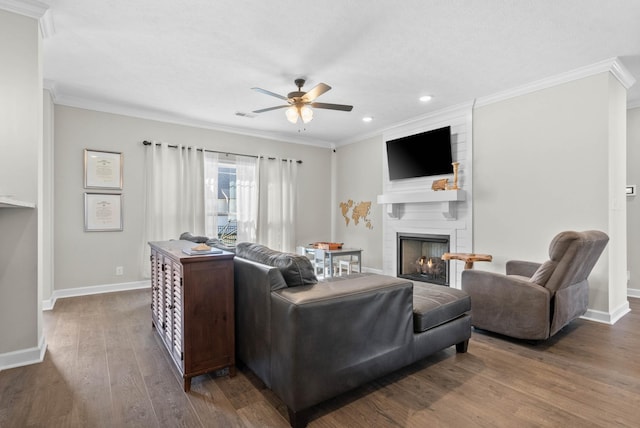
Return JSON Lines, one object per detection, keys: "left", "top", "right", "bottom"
{"left": 252, "top": 78, "right": 353, "bottom": 124}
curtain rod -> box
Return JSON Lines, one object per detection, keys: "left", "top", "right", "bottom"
{"left": 142, "top": 140, "right": 302, "bottom": 164}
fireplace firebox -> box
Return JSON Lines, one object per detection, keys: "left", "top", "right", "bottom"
{"left": 397, "top": 233, "right": 449, "bottom": 286}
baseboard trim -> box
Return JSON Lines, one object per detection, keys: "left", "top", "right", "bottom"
{"left": 362, "top": 267, "right": 383, "bottom": 275}
{"left": 43, "top": 280, "right": 150, "bottom": 311}
{"left": 0, "top": 334, "right": 47, "bottom": 371}
{"left": 582, "top": 300, "right": 631, "bottom": 325}
{"left": 628, "top": 288, "right": 640, "bottom": 298}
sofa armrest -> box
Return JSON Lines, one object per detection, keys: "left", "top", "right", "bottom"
{"left": 461, "top": 269, "right": 552, "bottom": 339}
{"left": 269, "top": 274, "right": 414, "bottom": 412}
{"left": 234, "top": 257, "right": 288, "bottom": 387}
{"left": 506, "top": 260, "right": 542, "bottom": 277}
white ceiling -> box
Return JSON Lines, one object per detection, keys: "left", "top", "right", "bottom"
{"left": 37, "top": 0, "right": 640, "bottom": 146}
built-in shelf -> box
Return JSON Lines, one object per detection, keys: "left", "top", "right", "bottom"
{"left": 0, "top": 196, "right": 36, "bottom": 208}
{"left": 377, "top": 189, "right": 465, "bottom": 219}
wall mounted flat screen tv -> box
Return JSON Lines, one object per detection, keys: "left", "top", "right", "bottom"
{"left": 386, "top": 126, "right": 453, "bottom": 180}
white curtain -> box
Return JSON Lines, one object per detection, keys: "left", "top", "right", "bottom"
{"left": 256, "top": 157, "right": 298, "bottom": 252}
{"left": 235, "top": 155, "right": 258, "bottom": 243}
{"left": 203, "top": 152, "right": 219, "bottom": 237}
{"left": 142, "top": 142, "right": 205, "bottom": 276}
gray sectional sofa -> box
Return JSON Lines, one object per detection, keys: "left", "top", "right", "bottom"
{"left": 233, "top": 242, "right": 471, "bottom": 428}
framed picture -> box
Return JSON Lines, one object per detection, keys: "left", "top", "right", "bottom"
{"left": 84, "top": 193, "right": 123, "bottom": 231}
{"left": 84, "top": 149, "right": 123, "bottom": 189}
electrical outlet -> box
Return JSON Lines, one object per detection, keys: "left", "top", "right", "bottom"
{"left": 116, "top": 266, "right": 124, "bottom": 276}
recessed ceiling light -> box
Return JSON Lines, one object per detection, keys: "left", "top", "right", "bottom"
{"left": 419, "top": 95, "right": 432, "bottom": 102}
{"left": 362, "top": 116, "right": 373, "bottom": 122}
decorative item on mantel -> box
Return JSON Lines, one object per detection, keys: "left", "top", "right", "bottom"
{"left": 431, "top": 178, "right": 448, "bottom": 191}
{"left": 446, "top": 162, "right": 460, "bottom": 190}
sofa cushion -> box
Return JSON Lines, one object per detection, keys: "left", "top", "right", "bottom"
{"left": 236, "top": 242, "right": 317, "bottom": 287}
{"left": 413, "top": 283, "right": 470, "bottom": 332}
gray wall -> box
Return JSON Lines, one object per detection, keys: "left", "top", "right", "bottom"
{"left": 0, "top": 10, "right": 41, "bottom": 355}
{"left": 627, "top": 107, "right": 640, "bottom": 293}
{"left": 54, "top": 106, "right": 333, "bottom": 290}
{"left": 334, "top": 135, "right": 384, "bottom": 270}
{"left": 473, "top": 72, "right": 627, "bottom": 315}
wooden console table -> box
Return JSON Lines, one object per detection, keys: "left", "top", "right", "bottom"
{"left": 149, "top": 240, "right": 235, "bottom": 392}
{"left": 442, "top": 252, "right": 492, "bottom": 270}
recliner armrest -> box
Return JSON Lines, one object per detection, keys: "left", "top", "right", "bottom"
{"left": 506, "top": 260, "right": 542, "bottom": 277}
{"left": 461, "top": 269, "right": 552, "bottom": 339}
{"left": 462, "top": 269, "right": 550, "bottom": 299}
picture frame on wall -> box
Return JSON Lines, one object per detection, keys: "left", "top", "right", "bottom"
{"left": 84, "top": 193, "right": 123, "bottom": 232}
{"left": 84, "top": 149, "right": 123, "bottom": 189}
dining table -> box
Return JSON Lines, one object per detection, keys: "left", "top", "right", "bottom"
{"left": 306, "top": 246, "right": 363, "bottom": 278}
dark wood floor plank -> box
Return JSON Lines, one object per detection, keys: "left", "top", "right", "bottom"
{"left": 104, "top": 320, "right": 159, "bottom": 427}
{"left": 214, "top": 369, "right": 269, "bottom": 411}
{"left": 0, "top": 361, "right": 43, "bottom": 427}
{"left": 236, "top": 399, "right": 291, "bottom": 428}
{"left": 1, "top": 289, "right": 638, "bottom": 428}
{"left": 24, "top": 351, "right": 78, "bottom": 426}
{"left": 128, "top": 322, "right": 203, "bottom": 428}
{"left": 71, "top": 306, "right": 114, "bottom": 428}
{"left": 466, "top": 340, "right": 640, "bottom": 426}
{"left": 186, "top": 374, "right": 246, "bottom": 428}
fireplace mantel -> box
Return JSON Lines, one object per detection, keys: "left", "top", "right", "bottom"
{"left": 377, "top": 189, "right": 465, "bottom": 219}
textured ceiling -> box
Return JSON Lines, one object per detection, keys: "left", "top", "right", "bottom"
{"left": 40, "top": 0, "right": 640, "bottom": 146}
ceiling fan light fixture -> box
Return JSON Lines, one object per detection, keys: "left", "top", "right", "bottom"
{"left": 419, "top": 95, "right": 433, "bottom": 102}
{"left": 300, "top": 105, "right": 313, "bottom": 123}
{"left": 254, "top": 78, "right": 351, "bottom": 125}
{"left": 285, "top": 106, "right": 299, "bottom": 123}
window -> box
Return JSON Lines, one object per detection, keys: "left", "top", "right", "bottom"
{"left": 205, "top": 156, "right": 238, "bottom": 246}
{"left": 216, "top": 164, "right": 237, "bottom": 245}
{"left": 205, "top": 152, "right": 301, "bottom": 249}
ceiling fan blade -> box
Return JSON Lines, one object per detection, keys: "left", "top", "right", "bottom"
{"left": 302, "top": 83, "right": 331, "bottom": 102}
{"left": 252, "top": 87, "right": 289, "bottom": 101}
{"left": 253, "top": 105, "right": 290, "bottom": 113}
{"left": 311, "top": 102, "right": 353, "bottom": 112}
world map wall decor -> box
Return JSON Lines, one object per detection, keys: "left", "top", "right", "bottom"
{"left": 339, "top": 200, "right": 373, "bottom": 230}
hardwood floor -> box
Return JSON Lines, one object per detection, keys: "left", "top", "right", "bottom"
{"left": 1, "top": 289, "right": 638, "bottom": 427}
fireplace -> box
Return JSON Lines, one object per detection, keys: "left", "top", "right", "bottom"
{"left": 397, "top": 233, "right": 449, "bottom": 286}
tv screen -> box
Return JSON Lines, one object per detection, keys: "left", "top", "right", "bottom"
{"left": 386, "top": 126, "right": 453, "bottom": 180}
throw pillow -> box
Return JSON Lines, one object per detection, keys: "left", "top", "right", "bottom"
{"left": 530, "top": 260, "right": 557, "bottom": 286}
{"left": 180, "top": 232, "right": 209, "bottom": 243}
{"left": 236, "top": 242, "right": 318, "bottom": 287}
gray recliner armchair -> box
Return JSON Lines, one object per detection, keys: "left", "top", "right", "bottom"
{"left": 461, "top": 230, "right": 609, "bottom": 340}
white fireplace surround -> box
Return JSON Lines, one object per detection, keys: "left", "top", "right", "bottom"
{"left": 378, "top": 105, "right": 473, "bottom": 289}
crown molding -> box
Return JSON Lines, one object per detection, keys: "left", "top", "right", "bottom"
{"left": 39, "top": 8, "right": 54, "bottom": 38}
{"left": 0, "top": 0, "right": 48, "bottom": 19}
{"left": 45, "top": 55, "right": 637, "bottom": 148}
{"left": 382, "top": 101, "right": 474, "bottom": 142}
{"left": 609, "top": 58, "right": 636, "bottom": 89}
{"left": 49, "top": 88, "right": 334, "bottom": 149}
{"left": 338, "top": 101, "right": 473, "bottom": 147}
{"left": 476, "top": 57, "right": 636, "bottom": 108}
